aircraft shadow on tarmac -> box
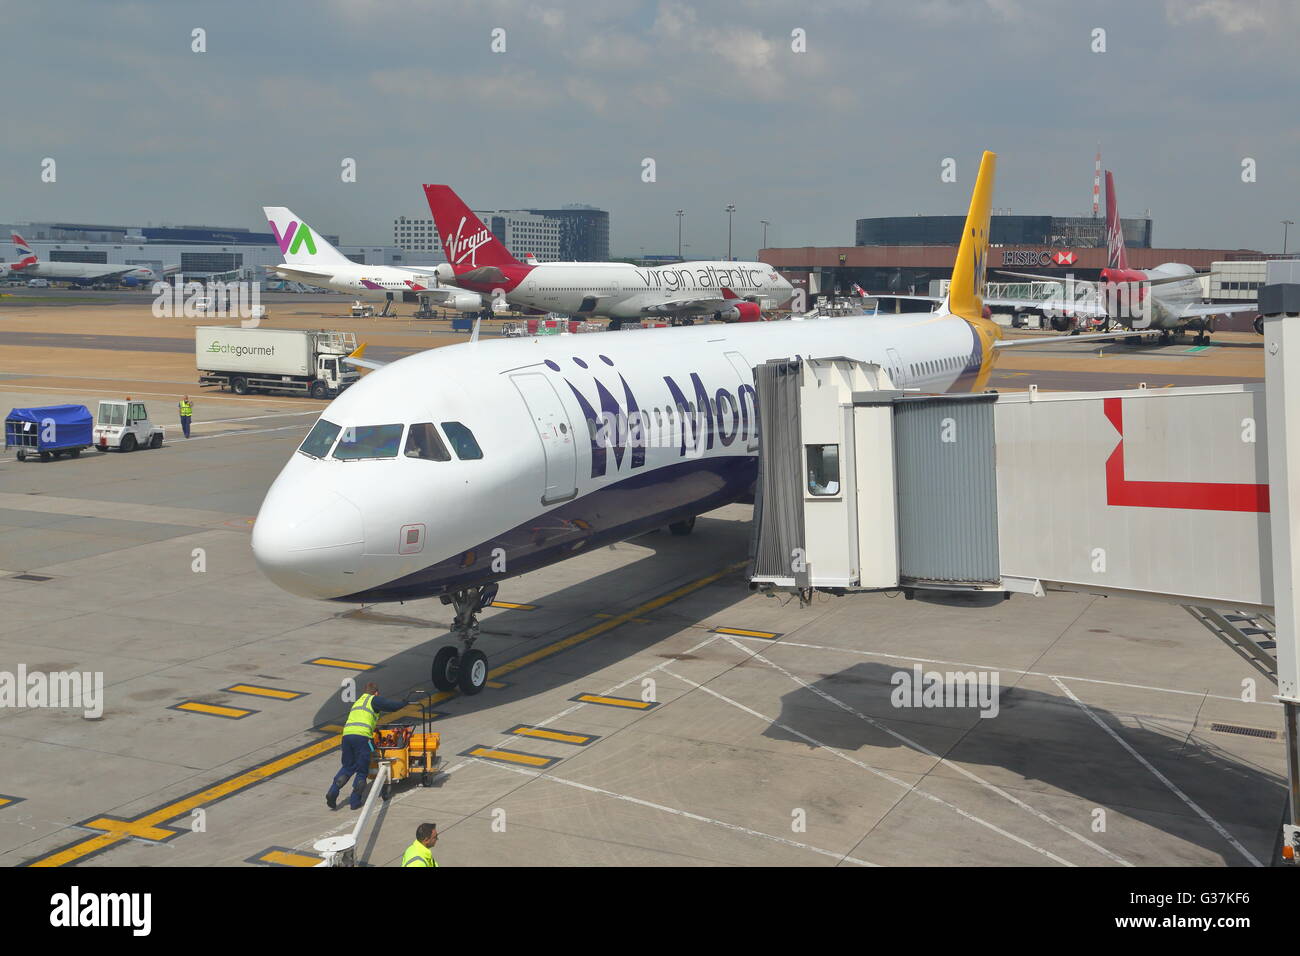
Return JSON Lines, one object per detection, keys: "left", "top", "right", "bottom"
{"left": 762, "top": 659, "right": 1285, "bottom": 864}
{"left": 307, "top": 513, "right": 754, "bottom": 730}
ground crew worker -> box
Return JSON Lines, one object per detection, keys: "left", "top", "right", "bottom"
{"left": 401, "top": 823, "right": 439, "bottom": 867}
{"left": 178, "top": 395, "right": 193, "bottom": 439}
{"left": 326, "top": 682, "right": 405, "bottom": 810}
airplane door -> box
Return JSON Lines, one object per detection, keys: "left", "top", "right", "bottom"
{"left": 510, "top": 373, "right": 578, "bottom": 505}
{"left": 885, "top": 347, "right": 905, "bottom": 388}
{"left": 724, "top": 350, "right": 760, "bottom": 452}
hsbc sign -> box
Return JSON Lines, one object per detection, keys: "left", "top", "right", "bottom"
{"left": 1001, "top": 249, "right": 1081, "bottom": 267}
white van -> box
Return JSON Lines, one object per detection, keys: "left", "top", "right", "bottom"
{"left": 27, "top": 278, "right": 50, "bottom": 288}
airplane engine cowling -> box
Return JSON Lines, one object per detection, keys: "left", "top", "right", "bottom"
{"left": 446, "top": 292, "right": 482, "bottom": 312}
{"left": 1050, "top": 315, "right": 1073, "bottom": 332}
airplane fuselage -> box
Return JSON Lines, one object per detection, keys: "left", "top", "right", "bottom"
{"left": 274, "top": 263, "right": 481, "bottom": 310}
{"left": 253, "top": 312, "right": 988, "bottom": 604}
{"left": 7, "top": 261, "right": 155, "bottom": 283}
{"left": 443, "top": 260, "right": 792, "bottom": 320}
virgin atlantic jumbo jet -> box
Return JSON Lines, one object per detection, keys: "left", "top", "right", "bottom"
{"left": 253, "top": 152, "right": 1101, "bottom": 697}
{"left": 423, "top": 184, "right": 789, "bottom": 326}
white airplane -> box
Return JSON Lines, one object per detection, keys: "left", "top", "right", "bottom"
{"left": 4, "top": 234, "right": 158, "bottom": 286}
{"left": 424, "top": 185, "right": 790, "bottom": 327}
{"left": 263, "top": 207, "right": 482, "bottom": 314}
{"left": 1000, "top": 170, "right": 1256, "bottom": 343}
{"left": 253, "top": 151, "right": 1124, "bottom": 696}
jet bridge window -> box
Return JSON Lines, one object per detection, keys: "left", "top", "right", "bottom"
{"left": 440, "top": 421, "right": 483, "bottom": 460}
{"left": 806, "top": 444, "right": 841, "bottom": 497}
{"left": 333, "top": 423, "right": 404, "bottom": 460}
{"left": 299, "top": 419, "right": 342, "bottom": 458}
{"left": 405, "top": 422, "right": 451, "bottom": 461}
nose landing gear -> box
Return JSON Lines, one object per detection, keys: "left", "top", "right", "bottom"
{"left": 430, "top": 583, "right": 499, "bottom": 695}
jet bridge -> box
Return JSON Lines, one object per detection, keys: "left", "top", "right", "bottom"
{"left": 748, "top": 278, "right": 1300, "bottom": 862}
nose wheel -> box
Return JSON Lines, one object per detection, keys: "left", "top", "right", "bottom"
{"left": 430, "top": 584, "right": 498, "bottom": 695}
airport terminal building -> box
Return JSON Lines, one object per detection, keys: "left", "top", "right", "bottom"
{"left": 0, "top": 221, "right": 437, "bottom": 284}
{"left": 766, "top": 212, "right": 1264, "bottom": 307}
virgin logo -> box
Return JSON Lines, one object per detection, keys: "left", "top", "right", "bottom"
{"left": 446, "top": 217, "right": 492, "bottom": 267}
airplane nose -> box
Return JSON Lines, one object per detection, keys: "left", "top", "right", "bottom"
{"left": 252, "top": 486, "right": 366, "bottom": 599}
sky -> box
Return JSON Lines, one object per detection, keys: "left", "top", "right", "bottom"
{"left": 2, "top": 0, "right": 1298, "bottom": 259}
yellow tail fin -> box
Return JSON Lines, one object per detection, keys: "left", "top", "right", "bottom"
{"left": 947, "top": 150, "right": 997, "bottom": 322}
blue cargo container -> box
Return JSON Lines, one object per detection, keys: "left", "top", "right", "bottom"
{"left": 5, "top": 404, "right": 94, "bottom": 461}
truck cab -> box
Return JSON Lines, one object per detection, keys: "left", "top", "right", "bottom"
{"left": 314, "top": 354, "right": 357, "bottom": 399}
{"left": 94, "top": 400, "right": 165, "bottom": 452}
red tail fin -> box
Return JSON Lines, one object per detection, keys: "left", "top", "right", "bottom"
{"left": 1104, "top": 170, "right": 1128, "bottom": 271}
{"left": 720, "top": 287, "right": 739, "bottom": 299}
{"left": 422, "top": 185, "right": 521, "bottom": 270}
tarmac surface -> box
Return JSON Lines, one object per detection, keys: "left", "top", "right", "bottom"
{"left": 0, "top": 296, "right": 1283, "bottom": 867}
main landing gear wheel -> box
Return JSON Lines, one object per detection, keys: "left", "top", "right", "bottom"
{"left": 431, "top": 645, "right": 460, "bottom": 692}
{"left": 435, "top": 583, "right": 500, "bottom": 696}
{"left": 669, "top": 516, "right": 696, "bottom": 536}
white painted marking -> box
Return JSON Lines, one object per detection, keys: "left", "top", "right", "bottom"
{"left": 473, "top": 759, "right": 877, "bottom": 866}
{"left": 660, "top": 666, "right": 1076, "bottom": 865}
{"left": 1050, "top": 676, "right": 1262, "bottom": 867}
{"left": 721, "top": 637, "right": 1132, "bottom": 867}
{"left": 740, "top": 637, "right": 1272, "bottom": 706}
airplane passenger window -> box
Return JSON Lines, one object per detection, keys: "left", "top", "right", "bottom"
{"left": 807, "top": 444, "right": 840, "bottom": 497}
{"left": 332, "top": 423, "right": 404, "bottom": 460}
{"left": 405, "top": 422, "right": 451, "bottom": 461}
{"left": 441, "top": 421, "right": 483, "bottom": 460}
{"left": 299, "top": 418, "right": 342, "bottom": 459}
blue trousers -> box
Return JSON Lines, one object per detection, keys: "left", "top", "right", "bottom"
{"left": 328, "top": 734, "right": 374, "bottom": 809}
{"left": 180, "top": 415, "right": 191, "bottom": 438}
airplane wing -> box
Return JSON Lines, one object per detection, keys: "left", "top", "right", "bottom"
{"left": 993, "top": 330, "right": 1152, "bottom": 349}
{"left": 341, "top": 343, "right": 386, "bottom": 371}
{"left": 271, "top": 265, "right": 334, "bottom": 285}
{"left": 868, "top": 292, "right": 1110, "bottom": 318}
{"left": 998, "top": 269, "right": 1212, "bottom": 288}
{"left": 640, "top": 297, "right": 729, "bottom": 315}
{"left": 1176, "top": 303, "right": 1257, "bottom": 319}
{"left": 404, "top": 280, "right": 485, "bottom": 306}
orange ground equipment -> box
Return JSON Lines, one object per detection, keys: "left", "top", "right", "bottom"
{"left": 369, "top": 695, "right": 442, "bottom": 799}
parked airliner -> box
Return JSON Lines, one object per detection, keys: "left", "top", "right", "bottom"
{"left": 1001, "top": 171, "right": 1255, "bottom": 342}
{"left": 424, "top": 185, "right": 790, "bottom": 326}
{"left": 264, "top": 207, "right": 482, "bottom": 314}
{"left": 253, "top": 152, "right": 1088, "bottom": 696}
{"left": 5, "top": 234, "right": 158, "bottom": 286}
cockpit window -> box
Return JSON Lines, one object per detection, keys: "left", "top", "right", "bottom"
{"left": 332, "top": 423, "right": 404, "bottom": 460}
{"left": 405, "top": 422, "right": 451, "bottom": 461}
{"left": 299, "top": 418, "right": 341, "bottom": 459}
{"left": 440, "top": 421, "right": 482, "bottom": 460}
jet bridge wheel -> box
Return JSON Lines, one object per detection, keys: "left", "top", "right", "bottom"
{"left": 431, "top": 646, "right": 460, "bottom": 692}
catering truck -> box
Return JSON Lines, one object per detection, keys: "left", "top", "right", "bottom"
{"left": 195, "top": 327, "right": 361, "bottom": 399}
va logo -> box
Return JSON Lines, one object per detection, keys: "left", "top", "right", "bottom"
{"left": 270, "top": 220, "right": 317, "bottom": 256}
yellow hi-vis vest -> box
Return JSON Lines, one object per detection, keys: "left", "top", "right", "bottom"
{"left": 179, "top": 401, "right": 193, "bottom": 416}
{"left": 343, "top": 693, "right": 378, "bottom": 738}
{"left": 402, "top": 839, "right": 436, "bottom": 867}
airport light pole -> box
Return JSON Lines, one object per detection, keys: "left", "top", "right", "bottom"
{"left": 676, "top": 210, "right": 684, "bottom": 261}
{"left": 1285, "top": 220, "right": 1294, "bottom": 255}
{"left": 725, "top": 203, "right": 736, "bottom": 261}
{"left": 760, "top": 219, "right": 770, "bottom": 253}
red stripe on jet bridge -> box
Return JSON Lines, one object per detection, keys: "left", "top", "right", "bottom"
{"left": 1103, "top": 397, "right": 1269, "bottom": 513}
